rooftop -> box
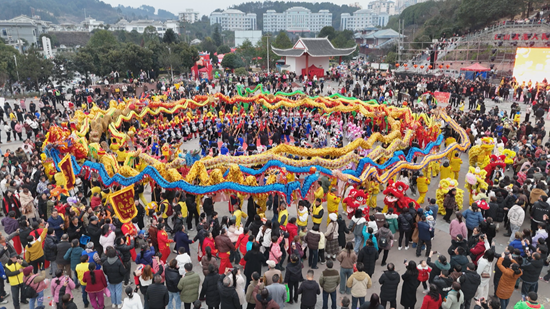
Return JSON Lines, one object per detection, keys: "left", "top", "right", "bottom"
{"left": 272, "top": 37, "right": 356, "bottom": 57}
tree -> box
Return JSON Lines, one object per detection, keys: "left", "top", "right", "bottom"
{"left": 0, "top": 42, "right": 19, "bottom": 88}
{"left": 174, "top": 42, "right": 200, "bottom": 71}
{"left": 18, "top": 49, "right": 54, "bottom": 91}
{"left": 163, "top": 28, "right": 178, "bottom": 44}
{"left": 385, "top": 52, "right": 397, "bottom": 66}
{"left": 273, "top": 31, "right": 292, "bottom": 49}
{"left": 122, "top": 44, "right": 153, "bottom": 76}
{"left": 51, "top": 52, "right": 76, "bottom": 85}
{"left": 143, "top": 26, "right": 160, "bottom": 45}
{"left": 217, "top": 45, "right": 231, "bottom": 54}
{"left": 234, "top": 67, "right": 248, "bottom": 76}
{"left": 212, "top": 26, "right": 222, "bottom": 47}
{"left": 87, "top": 30, "right": 118, "bottom": 49}
{"left": 256, "top": 36, "right": 277, "bottom": 70}
{"left": 318, "top": 26, "right": 337, "bottom": 40}
{"left": 73, "top": 48, "right": 96, "bottom": 85}
{"left": 236, "top": 40, "right": 256, "bottom": 69}
{"left": 201, "top": 37, "right": 217, "bottom": 55}
{"left": 220, "top": 53, "right": 242, "bottom": 70}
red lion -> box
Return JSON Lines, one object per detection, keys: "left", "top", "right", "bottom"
{"left": 343, "top": 188, "right": 369, "bottom": 219}
{"left": 383, "top": 180, "right": 420, "bottom": 213}
{"left": 484, "top": 155, "right": 506, "bottom": 186}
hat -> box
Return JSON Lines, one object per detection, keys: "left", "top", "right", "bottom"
{"left": 86, "top": 241, "right": 94, "bottom": 249}
{"left": 266, "top": 260, "right": 276, "bottom": 268}
{"left": 330, "top": 187, "right": 337, "bottom": 192}
{"left": 22, "top": 265, "right": 33, "bottom": 277}
{"left": 329, "top": 213, "right": 338, "bottom": 222}
{"left": 9, "top": 251, "right": 18, "bottom": 258}
{"left": 89, "top": 216, "right": 98, "bottom": 222}
{"left": 456, "top": 234, "right": 464, "bottom": 241}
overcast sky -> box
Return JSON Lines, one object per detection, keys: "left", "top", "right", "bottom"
{"left": 101, "top": 0, "right": 364, "bottom": 17}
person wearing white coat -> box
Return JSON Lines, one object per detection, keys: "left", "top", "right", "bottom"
{"left": 121, "top": 286, "right": 144, "bottom": 309}
{"left": 475, "top": 249, "right": 495, "bottom": 300}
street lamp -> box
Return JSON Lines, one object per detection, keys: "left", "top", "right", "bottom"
{"left": 166, "top": 46, "right": 174, "bottom": 81}
{"left": 264, "top": 34, "right": 271, "bottom": 73}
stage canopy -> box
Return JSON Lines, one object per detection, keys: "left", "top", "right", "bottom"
{"left": 460, "top": 63, "right": 490, "bottom": 72}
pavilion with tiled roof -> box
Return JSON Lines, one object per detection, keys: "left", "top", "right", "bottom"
{"left": 272, "top": 37, "right": 356, "bottom": 77}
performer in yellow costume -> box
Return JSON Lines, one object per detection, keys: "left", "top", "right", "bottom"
{"left": 450, "top": 153, "right": 462, "bottom": 180}
{"left": 440, "top": 161, "right": 452, "bottom": 180}
{"left": 367, "top": 179, "right": 379, "bottom": 209}
{"left": 326, "top": 187, "right": 341, "bottom": 225}
{"left": 416, "top": 172, "right": 430, "bottom": 204}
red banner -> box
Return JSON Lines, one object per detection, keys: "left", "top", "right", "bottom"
{"left": 109, "top": 186, "right": 136, "bottom": 223}
{"left": 58, "top": 155, "right": 75, "bottom": 190}
{"left": 433, "top": 92, "right": 451, "bottom": 104}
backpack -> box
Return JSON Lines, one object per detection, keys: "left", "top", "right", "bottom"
{"left": 378, "top": 233, "right": 388, "bottom": 248}
{"left": 166, "top": 203, "right": 174, "bottom": 217}
{"left": 22, "top": 275, "right": 38, "bottom": 299}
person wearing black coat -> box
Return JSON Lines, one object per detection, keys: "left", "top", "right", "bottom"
{"left": 56, "top": 235, "right": 72, "bottom": 276}
{"left": 244, "top": 243, "right": 267, "bottom": 289}
{"left": 400, "top": 261, "right": 420, "bottom": 309}
{"left": 146, "top": 275, "right": 170, "bottom": 309}
{"left": 245, "top": 196, "right": 258, "bottom": 228}
{"left": 218, "top": 274, "right": 241, "bottom": 309}
{"left": 519, "top": 253, "right": 544, "bottom": 296}
{"left": 378, "top": 264, "right": 401, "bottom": 309}
{"left": 86, "top": 218, "right": 103, "bottom": 253}
{"left": 165, "top": 260, "right": 183, "bottom": 298}
{"left": 337, "top": 214, "right": 350, "bottom": 248}
{"left": 186, "top": 193, "right": 199, "bottom": 230}
{"left": 458, "top": 264, "right": 481, "bottom": 309}
{"left": 357, "top": 240, "right": 379, "bottom": 277}
{"left": 44, "top": 228, "right": 58, "bottom": 271}
{"left": 284, "top": 254, "right": 304, "bottom": 304}
{"left": 115, "top": 236, "right": 134, "bottom": 286}
{"left": 200, "top": 264, "right": 221, "bottom": 309}
{"left": 447, "top": 235, "right": 469, "bottom": 256}
{"left": 248, "top": 215, "right": 263, "bottom": 237}
{"left": 101, "top": 247, "right": 126, "bottom": 285}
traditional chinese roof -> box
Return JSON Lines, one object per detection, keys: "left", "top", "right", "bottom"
{"left": 272, "top": 37, "right": 356, "bottom": 57}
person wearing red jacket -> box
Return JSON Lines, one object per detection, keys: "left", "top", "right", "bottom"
{"left": 236, "top": 229, "right": 249, "bottom": 267}
{"left": 202, "top": 232, "right": 217, "bottom": 256}
{"left": 420, "top": 284, "right": 443, "bottom": 309}
{"left": 82, "top": 262, "right": 108, "bottom": 309}
{"left": 157, "top": 224, "right": 173, "bottom": 264}
{"left": 469, "top": 235, "right": 487, "bottom": 266}
{"left": 122, "top": 222, "right": 138, "bottom": 261}
{"left": 286, "top": 218, "right": 298, "bottom": 255}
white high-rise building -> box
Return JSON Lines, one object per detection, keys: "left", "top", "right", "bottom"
{"left": 263, "top": 7, "right": 332, "bottom": 33}
{"left": 367, "top": 0, "right": 396, "bottom": 15}
{"left": 179, "top": 9, "right": 200, "bottom": 24}
{"left": 210, "top": 9, "right": 257, "bottom": 31}
{"left": 341, "top": 8, "right": 389, "bottom": 30}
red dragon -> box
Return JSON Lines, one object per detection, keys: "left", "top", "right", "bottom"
{"left": 343, "top": 188, "right": 369, "bottom": 219}
{"left": 383, "top": 180, "right": 420, "bottom": 213}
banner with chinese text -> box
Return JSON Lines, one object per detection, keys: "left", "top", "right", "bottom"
{"left": 433, "top": 92, "right": 451, "bottom": 104}
{"left": 109, "top": 186, "right": 136, "bottom": 223}
{"left": 58, "top": 154, "right": 75, "bottom": 190}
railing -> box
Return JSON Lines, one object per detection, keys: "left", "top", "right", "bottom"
{"left": 462, "top": 21, "right": 550, "bottom": 42}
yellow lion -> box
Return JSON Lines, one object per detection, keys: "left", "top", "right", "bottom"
{"left": 464, "top": 166, "right": 489, "bottom": 205}
{"left": 436, "top": 178, "right": 464, "bottom": 215}
{"left": 468, "top": 137, "right": 494, "bottom": 169}
{"left": 502, "top": 149, "right": 516, "bottom": 165}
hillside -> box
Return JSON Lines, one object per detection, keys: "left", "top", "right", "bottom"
{"left": 386, "top": 0, "right": 545, "bottom": 42}
{"left": 228, "top": 1, "right": 360, "bottom": 31}
{"left": 0, "top": 0, "right": 177, "bottom": 24}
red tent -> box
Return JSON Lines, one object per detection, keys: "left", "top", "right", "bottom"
{"left": 461, "top": 63, "right": 490, "bottom": 72}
